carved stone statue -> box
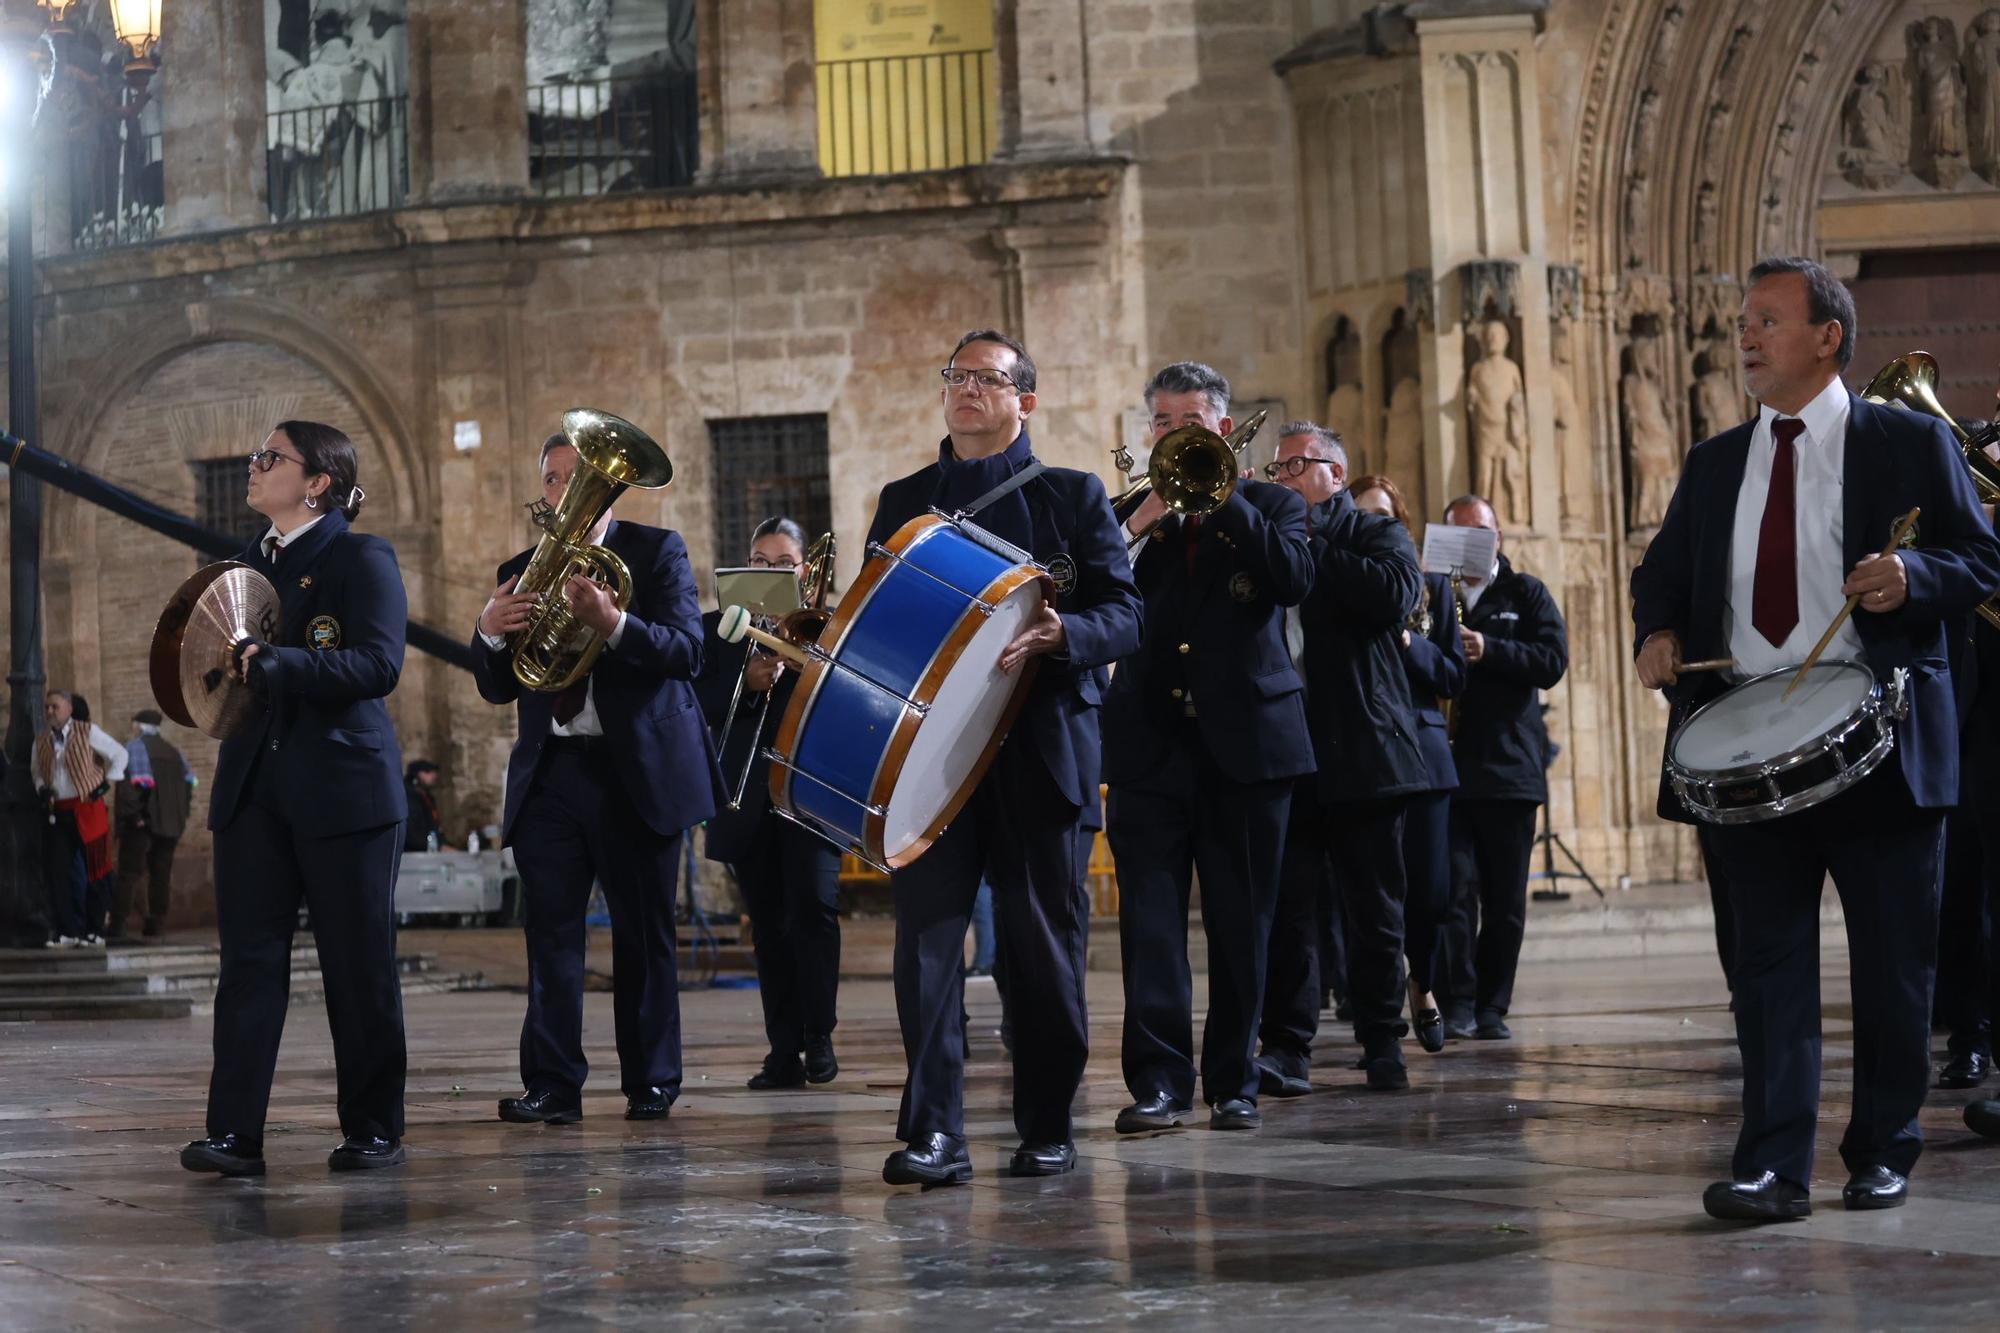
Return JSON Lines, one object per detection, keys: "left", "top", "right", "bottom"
{"left": 1383, "top": 374, "right": 1424, "bottom": 511}
{"left": 1841, "top": 63, "right": 1909, "bottom": 189}
{"left": 1467, "top": 320, "right": 1528, "bottom": 527}
{"left": 1622, "top": 339, "right": 1678, "bottom": 530}
{"left": 1553, "top": 333, "right": 1593, "bottom": 522}
{"left": 1692, "top": 182, "right": 1720, "bottom": 271}
{"left": 1693, "top": 335, "right": 1744, "bottom": 442}
{"left": 1910, "top": 16, "right": 1970, "bottom": 189}
{"left": 1324, "top": 382, "right": 1365, "bottom": 470}
{"left": 1966, "top": 9, "right": 2000, "bottom": 182}
{"left": 1624, "top": 174, "right": 1651, "bottom": 269}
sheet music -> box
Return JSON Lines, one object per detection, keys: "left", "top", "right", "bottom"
{"left": 1421, "top": 523, "right": 1499, "bottom": 577}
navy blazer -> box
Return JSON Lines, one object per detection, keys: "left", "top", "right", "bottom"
{"left": 1298, "top": 490, "right": 1430, "bottom": 802}
{"left": 1630, "top": 392, "right": 2000, "bottom": 820}
{"left": 1103, "top": 479, "right": 1316, "bottom": 786}
{"left": 472, "top": 520, "right": 725, "bottom": 842}
{"left": 867, "top": 445, "right": 1143, "bottom": 817}
{"left": 692, "top": 608, "right": 805, "bottom": 863}
{"left": 1403, "top": 570, "right": 1466, "bottom": 793}
{"left": 210, "top": 509, "right": 409, "bottom": 837}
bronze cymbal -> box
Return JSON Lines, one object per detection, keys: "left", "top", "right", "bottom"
{"left": 149, "top": 562, "right": 279, "bottom": 739}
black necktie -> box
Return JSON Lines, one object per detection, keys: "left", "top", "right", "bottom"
{"left": 553, "top": 680, "right": 587, "bottom": 727}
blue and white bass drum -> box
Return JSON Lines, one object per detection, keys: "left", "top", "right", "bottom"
{"left": 767, "top": 512, "right": 1052, "bottom": 869}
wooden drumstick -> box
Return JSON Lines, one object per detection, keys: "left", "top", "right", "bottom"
{"left": 718, "top": 604, "right": 813, "bottom": 669}
{"left": 1676, "top": 658, "right": 1736, "bottom": 674}
{"left": 1781, "top": 506, "right": 1920, "bottom": 702}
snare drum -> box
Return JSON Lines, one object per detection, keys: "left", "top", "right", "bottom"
{"left": 1666, "top": 660, "right": 1907, "bottom": 824}
{"left": 768, "top": 513, "right": 1052, "bottom": 869}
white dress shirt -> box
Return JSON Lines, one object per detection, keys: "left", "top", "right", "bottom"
{"left": 1725, "top": 375, "right": 1862, "bottom": 679}
{"left": 260, "top": 513, "right": 326, "bottom": 561}
{"left": 46, "top": 720, "right": 129, "bottom": 799}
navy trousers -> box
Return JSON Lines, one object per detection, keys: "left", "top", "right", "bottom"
{"left": 1439, "top": 798, "right": 1540, "bottom": 1023}
{"left": 1401, "top": 790, "right": 1452, "bottom": 995}
{"left": 735, "top": 815, "right": 842, "bottom": 1058}
{"left": 1259, "top": 778, "right": 1330, "bottom": 1079}
{"left": 512, "top": 743, "right": 684, "bottom": 1100}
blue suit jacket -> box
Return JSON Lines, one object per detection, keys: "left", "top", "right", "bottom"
{"left": 1630, "top": 392, "right": 2000, "bottom": 820}
{"left": 867, "top": 449, "right": 1143, "bottom": 819}
{"left": 1403, "top": 570, "right": 1466, "bottom": 792}
{"left": 1103, "top": 479, "right": 1317, "bottom": 785}
{"left": 473, "top": 520, "right": 725, "bottom": 842}
{"left": 209, "top": 510, "right": 409, "bottom": 837}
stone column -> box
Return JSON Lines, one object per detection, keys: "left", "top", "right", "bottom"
{"left": 994, "top": 0, "right": 1092, "bottom": 161}
{"left": 160, "top": 0, "right": 266, "bottom": 234}
{"left": 408, "top": 0, "right": 530, "bottom": 202}
{"left": 991, "top": 222, "right": 1125, "bottom": 477}
{"left": 697, "top": 0, "right": 818, "bottom": 182}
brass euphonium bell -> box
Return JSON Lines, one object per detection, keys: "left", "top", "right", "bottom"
{"left": 509, "top": 408, "right": 675, "bottom": 692}
{"left": 1860, "top": 350, "right": 2000, "bottom": 629}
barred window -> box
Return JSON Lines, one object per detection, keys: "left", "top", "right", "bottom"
{"left": 191, "top": 458, "right": 262, "bottom": 548}
{"left": 707, "top": 415, "right": 832, "bottom": 569}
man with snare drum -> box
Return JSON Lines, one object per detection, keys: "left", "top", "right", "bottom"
{"left": 1632, "top": 256, "right": 2000, "bottom": 1222}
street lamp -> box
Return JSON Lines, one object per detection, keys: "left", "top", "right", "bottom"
{"left": 106, "top": 0, "right": 158, "bottom": 80}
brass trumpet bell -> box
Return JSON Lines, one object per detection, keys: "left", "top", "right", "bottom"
{"left": 1117, "top": 408, "right": 1269, "bottom": 549}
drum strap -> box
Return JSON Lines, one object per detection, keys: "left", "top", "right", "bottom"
{"left": 958, "top": 459, "right": 1046, "bottom": 517}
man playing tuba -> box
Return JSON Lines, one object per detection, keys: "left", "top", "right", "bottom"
{"left": 474, "top": 427, "right": 725, "bottom": 1128}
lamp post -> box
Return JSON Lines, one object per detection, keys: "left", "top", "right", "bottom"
{"left": 1, "top": 0, "right": 156, "bottom": 945}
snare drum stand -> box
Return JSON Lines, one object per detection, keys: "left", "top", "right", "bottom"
{"left": 1528, "top": 806, "right": 1604, "bottom": 902}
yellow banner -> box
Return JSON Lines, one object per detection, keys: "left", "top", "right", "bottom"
{"left": 814, "top": 0, "right": 994, "bottom": 63}
{"left": 815, "top": 0, "right": 996, "bottom": 175}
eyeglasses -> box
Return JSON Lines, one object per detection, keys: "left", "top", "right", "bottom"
{"left": 747, "top": 555, "right": 800, "bottom": 570}
{"left": 1263, "top": 457, "right": 1337, "bottom": 481}
{"left": 248, "top": 449, "right": 304, "bottom": 473}
{"left": 939, "top": 367, "right": 1018, "bottom": 392}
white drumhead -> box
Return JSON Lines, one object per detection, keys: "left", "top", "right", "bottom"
{"left": 881, "top": 577, "right": 1045, "bottom": 860}
{"left": 1670, "top": 660, "right": 1875, "bottom": 772}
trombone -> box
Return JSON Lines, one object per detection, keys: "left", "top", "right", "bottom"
{"left": 716, "top": 532, "right": 836, "bottom": 810}
{"left": 1110, "top": 408, "right": 1268, "bottom": 551}
{"left": 1859, "top": 351, "right": 2000, "bottom": 629}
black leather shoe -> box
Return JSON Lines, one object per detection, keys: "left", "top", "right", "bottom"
{"left": 180, "top": 1135, "right": 265, "bottom": 1177}
{"left": 625, "top": 1087, "right": 671, "bottom": 1120}
{"left": 1702, "top": 1172, "right": 1811, "bottom": 1222}
{"left": 1841, "top": 1165, "right": 1908, "bottom": 1211}
{"left": 747, "top": 1055, "right": 807, "bottom": 1090}
{"left": 1938, "top": 1050, "right": 1992, "bottom": 1089}
{"left": 1966, "top": 1098, "right": 2000, "bottom": 1139}
{"left": 328, "top": 1136, "right": 406, "bottom": 1171}
{"left": 1366, "top": 1055, "right": 1410, "bottom": 1091}
{"left": 1008, "top": 1141, "right": 1076, "bottom": 1177}
{"left": 1413, "top": 1008, "right": 1446, "bottom": 1054}
{"left": 1210, "top": 1098, "right": 1262, "bottom": 1130}
{"left": 803, "top": 1036, "right": 838, "bottom": 1085}
{"left": 883, "top": 1132, "right": 972, "bottom": 1186}
{"left": 1256, "top": 1058, "right": 1312, "bottom": 1098}
{"left": 1114, "top": 1092, "right": 1194, "bottom": 1134}
{"left": 1475, "top": 1016, "right": 1512, "bottom": 1041}
{"left": 1444, "top": 1012, "right": 1477, "bottom": 1041}
{"left": 498, "top": 1088, "right": 582, "bottom": 1124}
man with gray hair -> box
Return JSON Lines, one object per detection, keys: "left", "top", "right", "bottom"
{"left": 1104, "top": 361, "right": 1316, "bottom": 1133}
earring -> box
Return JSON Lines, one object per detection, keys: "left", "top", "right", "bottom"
{"left": 305, "top": 494, "right": 320, "bottom": 511}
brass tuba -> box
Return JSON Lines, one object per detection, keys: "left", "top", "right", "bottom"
{"left": 1113, "top": 408, "right": 1269, "bottom": 550}
{"left": 1860, "top": 351, "right": 2000, "bottom": 630}
{"left": 510, "top": 408, "right": 675, "bottom": 691}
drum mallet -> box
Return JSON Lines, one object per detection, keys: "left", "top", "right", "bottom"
{"left": 1782, "top": 506, "right": 1920, "bottom": 702}
{"left": 719, "top": 604, "right": 814, "bottom": 668}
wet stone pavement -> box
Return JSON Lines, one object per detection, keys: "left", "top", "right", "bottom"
{"left": 3, "top": 940, "right": 1998, "bottom": 1330}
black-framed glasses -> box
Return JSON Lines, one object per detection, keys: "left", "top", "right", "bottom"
{"left": 939, "top": 367, "right": 1018, "bottom": 392}
{"left": 248, "top": 448, "right": 304, "bottom": 473}
{"left": 747, "top": 555, "right": 800, "bottom": 570}
{"left": 1264, "top": 456, "right": 1337, "bottom": 481}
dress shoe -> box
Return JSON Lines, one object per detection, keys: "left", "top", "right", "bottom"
{"left": 1444, "top": 1011, "right": 1477, "bottom": 1041}
{"left": 803, "top": 1036, "right": 838, "bottom": 1085}
{"left": 180, "top": 1134, "right": 265, "bottom": 1177}
{"left": 1841, "top": 1166, "right": 1908, "bottom": 1210}
{"left": 328, "top": 1136, "right": 406, "bottom": 1171}
{"left": 1008, "top": 1141, "right": 1076, "bottom": 1177}
{"left": 883, "top": 1132, "right": 972, "bottom": 1186}
{"left": 1365, "top": 1055, "right": 1410, "bottom": 1091}
{"left": 1475, "top": 1016, "right": 1512, "bottom": 1041}
{"left": 1702, "top": 1172, "right": 1811, "bottom": 1222}
{"left": 1938, "top": 1050, "right": 1992, "bottom": 1089}
{"left": 1413, "top": 1008, "right": 1446, "bottom": 1054}
{"left": 625, "top": 1087, "right": 671, "bottom": 1120}
{"left": 1965, "top": 1097, "right": 2000, "bottom": 1139}
{"left": 1332, "top": 997, "right": 1354, "bottom": 1022}
{"left": 1210, "top": 1098, "right": 1262, "bottom": 1130}
{"left": 498, "top": 1088, "right": 582, "bottom": 1124}
{"left": 1257, "top": 1060, "right": 1312, "bottom": 1099}
{"left": 1114, "top": 1092, "right": 1194, "bottom": 1134}
{"left": 747, "top": 1055, "right": 807, "bottom": 1090}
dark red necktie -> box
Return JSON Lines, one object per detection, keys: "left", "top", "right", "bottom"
{"left": 553, "top": 680, "right": 587, "bottom": 727}
{"left": 1182, "top": 514, "right": 1204, "bottom": 577}
{"left": 1752, "top": 417, "right": 1805, "bottom": 648}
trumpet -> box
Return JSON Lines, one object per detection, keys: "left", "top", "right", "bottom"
{"left": 715, "top": 532, "right": 835, "bottom": 811}
{"left": 1111, "top": 408, "right": 1269, "bottom": 551}
{"left": 1860, "top": 351, "right": 2000, "bottom": 630}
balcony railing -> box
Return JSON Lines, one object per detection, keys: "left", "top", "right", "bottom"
{"left": 70, "top": 124, "right": 162, "bottom": 251}
{"left": 267, "top": 95, "right": 409, "bottom": 223}
{"left": 528, "top": 73, "right": 698, "bottom": 198}
{"left": 816, "top": 48, "right": 995, "bottom": 178}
